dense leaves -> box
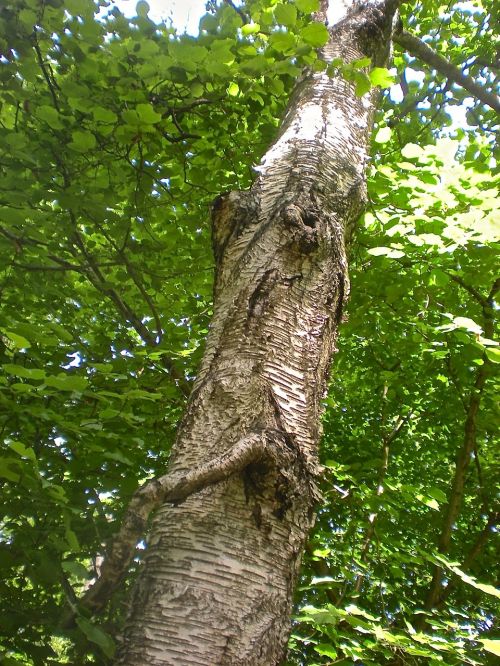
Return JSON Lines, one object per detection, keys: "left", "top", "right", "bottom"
{"left": 0, "top": 0, "right": 498, "bottom": 664}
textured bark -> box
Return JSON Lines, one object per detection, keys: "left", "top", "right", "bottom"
{"left": 117, "top": 2, "right": 398, "bottom": 664}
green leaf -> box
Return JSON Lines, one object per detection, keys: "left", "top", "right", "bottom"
{"left": 62, "top": 561, "right": 90, "bottom": 579}
{"left": 65, "top": 526, "right": 80, "bottom": 551}
{"left": 227, "top": 82, "right": 239, "bottom": 97}
{"left": 2, "top": 330, "right": 31, "bottom": 349}
{"left": 485, "top": 347, "right": 500, "bottom": 363}
{"left": 241, "top": 23, "right": 260, "bottom": 35}
{"left": 401, "top": 143, "right": 425, "bottom": 160}
{"left": 428, "top": 270, "right": 449, "bottom": 287}
{"left": 481, "top": 639, "right": 500, "bottom": 657}
{"left": 426, "top": 487, "right": 447, "bottom": 503}
{"left": 367, "top": 247, "right": 405, "bottom": 258}
{"left": 136, "top": 1, "right": 150, "bottom": 17}
{"left": 439, "top": 316, "right": 483, "bottom": 335}
{"left": 351, "top": 57, "right": 372, "bottom": 69}
{"left": 447, "top": 564, "right": 500, "bottom": 599}
{"left": 136, "top": 103, "right": 162, "bottom": 124}
{"left": 0, "top": 460, "right": 21, "bottom": 483}
{"left": 44, "top": 374, "right": 88, "bottom": 392}
{"left": 314, "top": 643, "right": 338, "bottom": 658}
{"left": 69, "top": 130, "right": 97, "bottom": 152}
{"left": 269, "top": 31, "right": 296, "bottom": 54}
{"left": 9, "top": 441, "right": 36, "bottom": 462}
{"left": 274, "top": 4, "right": 297, "bottom": 27}
{"left": 301, "top": 23, "right": 329, "bottom": 47}
{"left": 453, "top": 316, "right": 482, "bottom": 334}
{"left": 76, "top": 618, "right": 116, "bottom": 658}
{"left": 122, "top": 104, "right": 162, "bottom": 126}
{"left": 370, "top": 67, "right": 395, "bottom": 88}
{"left": 37, "top": 105, "right": 64, "bottom": 130}
{"left": 92, "top": 107, "right": 118, "bottom": 123}
{"left": 374, "top": 127, "right": 392, "bottom": 143}
{"left": 3, "top": 364, "right": 45, "bottom": 380}
{"left": 103, "top": 451, "right": 134, "bottom": 466}
{"left": 296, "top": 0, "right": 319, "bottom": 12}
{"left": 354, "top": 72, "right": 371, "bottom": 97}
{"left": 417, "top": 494, "right": 439, "bottom": 510}
{"left": 18, "top": 9, "right": 37, "bottom": 30}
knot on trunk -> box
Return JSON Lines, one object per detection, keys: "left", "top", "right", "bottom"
{"left": 282, "top": 204, "right": 320, "bottom": 251}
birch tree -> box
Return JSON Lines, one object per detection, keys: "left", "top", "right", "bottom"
{"left": 111, "top": 1, "right": 402, "bottom": 663}
{"left": 0, "top": 0, "right": 498, "bottom": 664}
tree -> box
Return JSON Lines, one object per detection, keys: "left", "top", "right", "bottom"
{"left": 0, "top": 0, "right": 498, "bottom": 664}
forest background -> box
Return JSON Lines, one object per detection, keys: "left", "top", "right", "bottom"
{"left": 0, "top": 0, "right": 498, "bottom": 664}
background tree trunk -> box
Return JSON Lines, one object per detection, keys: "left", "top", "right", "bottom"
{"left": 117, "top": 2, "right": 398, "bottom": 664}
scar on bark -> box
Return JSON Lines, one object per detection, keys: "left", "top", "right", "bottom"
{"left": 60, "top": 431, "right": 293, "bottom": 625}
{"left": 246, "top": 268, "right": 279, "bottom": 327}
{"left": 211, "top": 190, "right": 255, "bottom": 263}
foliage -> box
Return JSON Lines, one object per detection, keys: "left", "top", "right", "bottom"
{"left": 0, "top": 0, "right": 498, "bottom": 664}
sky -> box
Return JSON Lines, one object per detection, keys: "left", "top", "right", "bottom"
{"left": 111, "top": 0, "right": 363, "bottom": 32}
{"left": 112, "top": 0, "right": 207, "bottom": 33}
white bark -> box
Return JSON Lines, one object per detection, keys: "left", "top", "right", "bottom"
{"left": 116, "top": 2, "right": 399, "bottom": 664}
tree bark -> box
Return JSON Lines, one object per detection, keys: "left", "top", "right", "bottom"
{"left": 117, "top": 2, "right": 399, "bottom": 664}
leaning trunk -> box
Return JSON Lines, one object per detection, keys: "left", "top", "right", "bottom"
{"left": 118, "top": 2, "right": 397, "bottom": 664}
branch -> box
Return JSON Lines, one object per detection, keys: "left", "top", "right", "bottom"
{"left": 446, "top": 272, "right": 489, "bottom": 308}
{"left": 33, "top": 35, "right": 60, "bottom": 112}
{"left": 353, "top": 411, "right": 412, "bottom": 593}
{"left": 0, "top": 225, "right": 49, "bottom": 248}
{"left": 91, "top": 217, "right": 164, "bottom": 344}
{"left": 436, "top": 512, "right": 499, "bottom": 608}
{"left": 419, "top": 281, "right": 496, "bottom": 623}
{"left": 305, "top": 541, "right": 340, "bottom": 605}
{"left": 13, "top": 260, "right": 123, "bottom": 272}
{"left": 394, "top": 30, "right": 500, "bottom": 113}
{"left": 69, "top": 226, "right": 158, "bottom": 346}
{"left": 420, "top": 363, "right": 489, "bottom": 618}
{"left": 223, "top": 0, "right": 248, "bottom": 24}
{"left": 62, "top": 433, "right": 268, "bottom": 623}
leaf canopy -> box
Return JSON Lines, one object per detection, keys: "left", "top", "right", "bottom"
{"left": 0, "top": 0, "right": 498, "bottom": 664}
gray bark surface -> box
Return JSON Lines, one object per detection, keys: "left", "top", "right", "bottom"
{"left": 117, "top": 2, "right": 398, "bottom": 664}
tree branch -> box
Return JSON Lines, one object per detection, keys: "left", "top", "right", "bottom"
{"left": 419, "top": 280, "right": 496, "bottom": 624}
{"left": 353, "top": 411, "right": 412, "bottom": 593}
{"left": 305, "top": 541, "right": 340, "bottom": 605}
{"left": 33, "top": 35, "right": 60, "bottom": 112}
{"left": 91, "top": 217, "right": 164, "bottom": 344}
{"left": 436, "top": 512, "right": 498, "bottom": 608}
{"left": 394, "top": 29, "right": 500, "bottom": 113}
{"left": 61, "top": 433, "right": 268, "bottom": 623}
{"left": 223, "top": 0, "right": 248, "bottom": 24}
{"left": 446, "top": 272, "right": 489, "bottom": 309}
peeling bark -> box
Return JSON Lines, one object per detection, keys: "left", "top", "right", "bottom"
{"left": 116, "top": 2, "right": 399, "bottom": 664}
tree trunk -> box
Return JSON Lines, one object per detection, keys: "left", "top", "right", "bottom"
{"left": 117, "top": 2, "right": 398, "bottom": 664}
